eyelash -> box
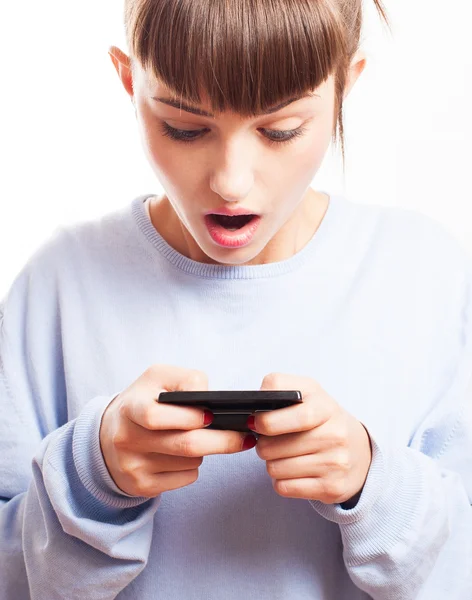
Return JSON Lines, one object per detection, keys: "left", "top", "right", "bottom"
{"left": 160, "top": 122, "right": 308, "bottom": 147}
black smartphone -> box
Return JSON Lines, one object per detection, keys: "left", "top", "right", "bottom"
{"left": 158, "top": 390, "right": 302, "bottom": 432}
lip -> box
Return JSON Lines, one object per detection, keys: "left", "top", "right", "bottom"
{"left": 205, "top": 206, "right": 259, "bottom": 217}
{"left": 204, "top": 214, "right": 262, "bottom": 248}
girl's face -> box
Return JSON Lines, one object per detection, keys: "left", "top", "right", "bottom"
{"left": 110, "top": 48, "right": 364, "bottom": 266}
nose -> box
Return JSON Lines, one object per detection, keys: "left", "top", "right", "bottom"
{"left": 209, "top": 142, "right": 254, "bottom": 202}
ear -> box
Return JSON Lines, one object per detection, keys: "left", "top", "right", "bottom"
{"left": 108, "top": 46, "right": 135, "bottom": 103}
{"left": 343, "top": 50, "right": 367, "bottom": 100}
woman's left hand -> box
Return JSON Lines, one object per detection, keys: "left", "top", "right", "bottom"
{"left": 250, "top": 372, "right": 373, "bottom": 505}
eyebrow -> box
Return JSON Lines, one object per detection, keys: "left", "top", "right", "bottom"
{"left": 151, "top": 92, "right": 320, "bottom": 117}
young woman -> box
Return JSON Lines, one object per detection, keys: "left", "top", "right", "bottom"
{"left": 1, "top": 1, "right": 471, "bottom": 599}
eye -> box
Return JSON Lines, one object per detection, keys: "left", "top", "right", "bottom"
{"left": 262, "top": 126, "right": 308, "bottom": 147}
{"left": 160, "top": 123, "right": 203, "bottom": 143}
{"left": 160, "top": 122, "right": 308, "bottom": 146}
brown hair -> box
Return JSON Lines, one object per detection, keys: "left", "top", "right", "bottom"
{"left": 124, "top": 0, "right": 391, "bottom": 172}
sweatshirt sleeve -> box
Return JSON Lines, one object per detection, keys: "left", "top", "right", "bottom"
{"left": 0, "top": 239, "right": 161, "bottom": 599}
{"left": 309, "top": 245, "right": 472, "bottom": 599}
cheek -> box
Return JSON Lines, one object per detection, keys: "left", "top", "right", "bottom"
{"left": 296, "top": 129, "right": 332, "bottom": 180}
{"left": 271, "top": 135, "right": 327, "bottom": 194}
{"left": 137, "top": 117, "right": 194, "bottom": 188}
{"left": 306, "top": 122, "right": 332, "bottom": 159}
{"left": 138, "top": 117, "right": 168, "bottom": 167}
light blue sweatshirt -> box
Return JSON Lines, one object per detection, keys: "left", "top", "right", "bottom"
{"left": 1, "top": 192, "right": 471, "bottom": 600}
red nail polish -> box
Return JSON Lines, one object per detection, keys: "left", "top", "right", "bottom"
{"left": 247, "top": 415, "right": 256, "bottom": 431}
{"left": 204, "top": 410, "right": 214, "bottom": 426}
{"left": 242, "top": 435, "right": 257, "bottom": 451}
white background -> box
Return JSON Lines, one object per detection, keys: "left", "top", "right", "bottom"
{"left": 0, "top": 0, "right": 471, "bottom": 298}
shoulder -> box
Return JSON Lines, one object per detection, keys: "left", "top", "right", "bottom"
{"left": 338, "top": 197, "right": 472, "bottom": 366}
{"left": 369, "top": 202, "right": 472, "bottom": 373}
{"left": 0, "top": 200, "right": 132, "bottom": 336}
{"left": 343, "top": 197, "right": 472, "bottom": 297}
{"left": 344, "top": 196, "right": 469, "bottom": 260}
{"left": 3, "top": 200, "right": 133, "bottom": 298}
{"left": 380, "top": 204, "right": 472, "bottom": 305}
{"left": 381, "top": 203, "right": 471, "bottom": 269}
{"left": 341, "top": 199, "right": 472, "bottom": 437}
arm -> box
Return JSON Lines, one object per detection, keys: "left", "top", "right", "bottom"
{"left": 0, "top": 251, "right": 160, "bottom": 599}
{"left": 309, "top": 271, "right": 472, "bottom": 599}
{"left": 0, "top": 377, "right": 161, "bottom": 600}
{"left": 311, "top": 404, "right": 472, "bottom": 599}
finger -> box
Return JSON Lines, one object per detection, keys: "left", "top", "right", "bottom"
{"left": 271, "top": 477, "right": 324, "bottom": 500}
{"left": 126, "top": 395, "right": 212, "bottom": 431}
{"left": 250, "top": 395, "right": 331, "bottom": 436}
{"left": 144, "top": 453, "right": 204, "bottom": 473}
{"left": 135, "top": 469, "right": 201, "bottom": 497}
{"left": 125, "top": 364, "right": 211, "bottom": 430}
{"left": 121, "top": 418, "right": 209, "bottom": 453}
{"left": 256, "top": 423, "right": 339, "bottom": 461}
{"left": 141, "top": 364, "right": 210, "bottom": 395}
{"left": 149, "top": 428, "right": 257, "bottom": 457}
{"left": 272, "top": 477, "right": 346, "bottom": 504}
{"left": 257, "top": 373, "right": 334, "bottom": 436}
{"left": 266, "top": 454, "right": 331, "bottom": 480}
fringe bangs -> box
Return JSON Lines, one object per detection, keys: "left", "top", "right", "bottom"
{"left": 126, "top": 0, "right": 348, "bottom": 117}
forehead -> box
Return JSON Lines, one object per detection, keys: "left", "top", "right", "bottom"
{"left": 145, "top": 73, "right": 331, "bottom": 119}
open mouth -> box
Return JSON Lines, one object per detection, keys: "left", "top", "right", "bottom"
{"left": 204, "top": 213, "right": 262, "bottom": 248}
{"left": 207, "top": 214, "right": 257, "bottom": 231}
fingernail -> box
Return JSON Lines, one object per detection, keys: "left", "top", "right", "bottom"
{"left": 204, "top": 410, "right": 214, "bottom": 426}
{"left": 247, "top": 415, "right": 256, "bottom": 431}
{"left": 242, "top": 435, "right": 257, "bottom": 451}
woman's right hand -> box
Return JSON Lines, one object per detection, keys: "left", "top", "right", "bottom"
{"left": 99, "top": 364, "right": 257, "bottom": 498}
